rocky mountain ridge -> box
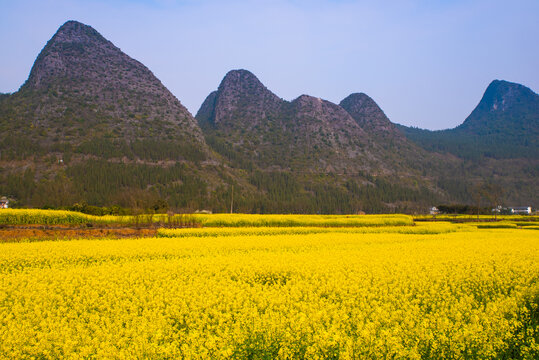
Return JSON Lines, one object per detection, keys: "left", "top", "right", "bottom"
{"left": 339, "top": 93, "right": 404, "bottom": 141}
{"left": 197, "top": 69, "right": 438, "bottom": 178}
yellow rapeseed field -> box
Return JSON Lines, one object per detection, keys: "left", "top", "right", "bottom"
{"left": 0, "top": 223, "right": 538, "bottom": 359}
{"left": 0, "top": 209, "right": 129, "bottom": 226}
{"left": 157, "top": 222, "right": 460, "bottom": 238}
{"left": 0, "top": 209, "right": 413, "bottom": 228}
{"left": 190, "top": 213, "right": 414, "bottom": 227}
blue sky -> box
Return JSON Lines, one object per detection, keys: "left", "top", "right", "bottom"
{"left": 1, "top": 0, "right": 537, "bottom": 129}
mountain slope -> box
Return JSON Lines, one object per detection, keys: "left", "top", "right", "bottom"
{"left": 196, "top": 70, "right": 451, "bottom": 212}
{"left": 338, "top": 92, "right": 438, "bottom": 169}
{"left": 339, "top": 93, "right": 403, "bottom": 140}
{"left": 200, "top": 70, "right": 354, "bottom": 172}
{"left": 0, "top": 21, "right": 226, "bottom": 210}
{"left": 198, "top": 72, "right": 539, "bottom": 209}
{"left": 398, "top": 80, "right": 539, "bottom": 159}
{"left": 0, "top": 20, "right": 206, "bottom": 161}
{"left": 197, "top": 69, "right": 432, "bottom": 175}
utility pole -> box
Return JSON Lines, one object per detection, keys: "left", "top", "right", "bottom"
{"left": 230, "top": 185, "right": 234, "bottom": 214}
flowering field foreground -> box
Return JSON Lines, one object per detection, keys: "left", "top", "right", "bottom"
{"left": 1, "top": 226, "right": 538, "bottom": 359}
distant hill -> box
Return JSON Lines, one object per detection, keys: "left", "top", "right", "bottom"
{"left": 398, "top": 80, "right": 539, "bottom": 159}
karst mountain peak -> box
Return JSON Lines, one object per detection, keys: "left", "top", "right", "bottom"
{"left": 6, "top": 20, "right": 207, "bottom": 159}
{"left": 23, "top": 20, "right": 122, "bottom": 90}
{"left": 339, "top": 92, "right": 404, "bottom": 139}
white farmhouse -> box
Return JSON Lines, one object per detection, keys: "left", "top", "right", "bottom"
{"left": 511, "top": 206, "right": 532, "bottom": 215}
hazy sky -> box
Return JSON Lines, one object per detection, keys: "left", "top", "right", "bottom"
{"left": 1, "top": 0, "right": 538, "bottom": 129}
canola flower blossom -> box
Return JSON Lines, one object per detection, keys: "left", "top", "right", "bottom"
{"left": 157, "top": 222, "right": 460, "bottom": 238}
{"left": 0, "top": 209, "right": 129, "bottom": 225}
{"left": 0, "top": 223, "right": 538, "bottom": 358}
{"left": 190, "top": 213, "right": 414, "bottom": 228}
{"left": 0, "top": 209, "right": 413, "bottom": 228}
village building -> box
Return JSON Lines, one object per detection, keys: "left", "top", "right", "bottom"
{"left": 511, "top": 206, "right": 532, "bottom": 215}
